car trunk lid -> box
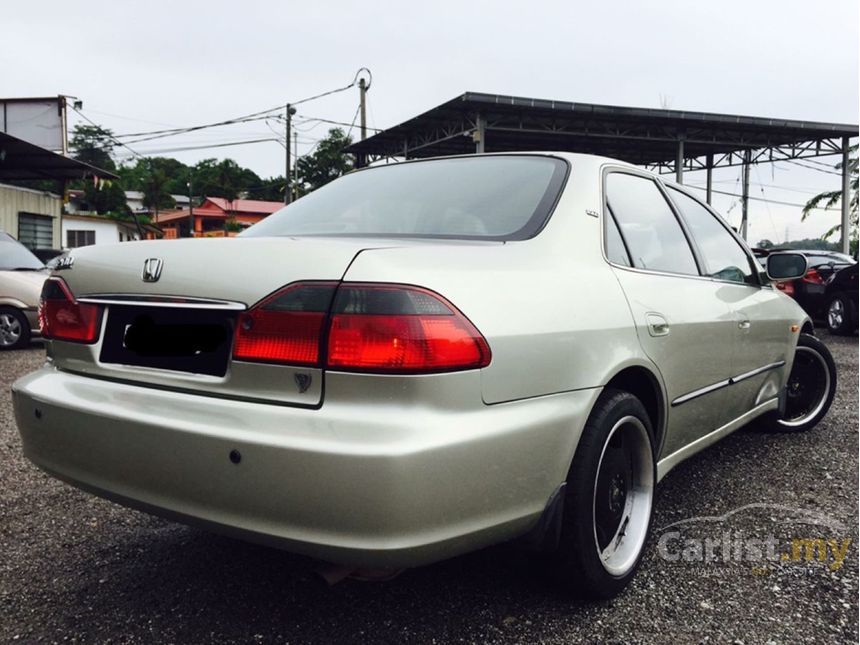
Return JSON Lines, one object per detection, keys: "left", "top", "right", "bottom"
{"left": 49, "top": 236, "right": 376, "bottom": 406}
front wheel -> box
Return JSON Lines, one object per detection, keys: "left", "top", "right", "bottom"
{"left": 546, "top": 388, "right": 655, "bottom": 599}
{"left": 760, "top": 333, "right": 837, "bottom": 432}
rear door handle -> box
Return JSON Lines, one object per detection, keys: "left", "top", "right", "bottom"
{"left": 645, "top": 313, "right": 670, "bottom": 337}
{"left": 738, "top": 318, "right": 751, "bottom": 330}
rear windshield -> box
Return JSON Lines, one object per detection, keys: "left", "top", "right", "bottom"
{"left": 242, "top": 155, "right": 568, "bottom": 241}
{"left": 0, "top": 232, "right": 44, "bottom": 270}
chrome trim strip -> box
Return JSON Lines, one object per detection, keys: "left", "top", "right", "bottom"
{"left": 730, "top": 360, "right": 786, "bottom": 385}
{"left": 671, "top": 379, "right": 731, "bottom": 407}
{"left": 671, "top": 360, "right": 786, "bottom": 407}
{"left": 78, "top": 294, "right": 246, "bottom": 311}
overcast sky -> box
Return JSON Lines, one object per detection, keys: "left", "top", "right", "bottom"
{"left": 4, "top": 0, "right": 858, "bottom": 243}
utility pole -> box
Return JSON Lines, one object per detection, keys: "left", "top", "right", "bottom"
{"left": 359, "top": 77, "right": 368, "bottom": 141}
{"left": 187, "top": 175, "right": 193, "bottom": 239}
{"left": 293, "top": 131, "right": 298, "bottom": 202}
{"left": 284, "top": 103, "right": 296, "bottom": 204}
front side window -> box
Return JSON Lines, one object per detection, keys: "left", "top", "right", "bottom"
{"left": 605, "top": 172, "right": 699, "bottom": 276}
{"left": 243, "top": 156, "right": 568, "bottom": 241}
{"left": 668, "top": 187, "right": 756, "bottom": 285}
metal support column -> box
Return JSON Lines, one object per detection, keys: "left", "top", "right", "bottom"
{"left": 705, "top": 154, "right": 714, "bottom": 205}
{"left": 474, "top": 114, "right": 486, "bottom": 154}
{"left": 740, "top": 149, "right": 751, "bottom": 240}
{"left": 840, "top": 136, "right": 851, "bottom": 254}
{"left": 675, "top": 136, "right": 685, "bottom": 184}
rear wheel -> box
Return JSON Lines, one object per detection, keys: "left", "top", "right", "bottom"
{"left": 547, "top": 389, "right": 655, "bottom": 599}
{"left": 760, "top": 333, "right": 836, "bottom": 432}
{"left": 0, "top": 307, "right": 30, "bottom": 350}
{"left": 825, "top": 293, "right": 855, "bottom": 335}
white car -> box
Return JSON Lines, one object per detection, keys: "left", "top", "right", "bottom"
{"left": 12, "top": 153, "right": 836, "bottom": 598}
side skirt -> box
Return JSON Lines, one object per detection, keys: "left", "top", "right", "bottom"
{"left": 656, "top": 398, "right": 778, "bottom": 482}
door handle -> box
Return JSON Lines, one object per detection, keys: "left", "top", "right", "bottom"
{"left": 738, "top": 319, "right": 751, "bottom": 330}
{"left": 646, "top": 313, "right": 670, "bottom": 337}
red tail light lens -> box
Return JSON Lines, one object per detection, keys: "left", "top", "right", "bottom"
{"left": 233, "top": 282, "right": 491, "bottom": 374}
{"left": 232, "top": 282, "right": 337, "bottom": 365}
{"left": 327, "top": 284, "right": 491, "bottom": 373}
{"left": 39, "top": 277, "right": 102, "bottom": 343}
{"left": 802, "top": 268, "right": 825, "bottom": 285}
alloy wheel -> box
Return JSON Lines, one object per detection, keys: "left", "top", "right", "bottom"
{"left": 0, "top": 313, "right": 23, "bottom": 347}
{"left": 780, "top": 346, "right": 831, "bottom": 428}
{"left": 592, "top": 415, "right": 654, "bottom": 577}
{"left": 827, "top": 298, "right": 845, "bottom": 331}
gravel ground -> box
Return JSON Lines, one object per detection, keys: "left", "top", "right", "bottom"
{"left": 1, "top": 332, "right": 857, "bottom": 644}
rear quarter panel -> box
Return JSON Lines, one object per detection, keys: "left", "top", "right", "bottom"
{"left": 341, "top": 161, "right": 651, "bottom": 405}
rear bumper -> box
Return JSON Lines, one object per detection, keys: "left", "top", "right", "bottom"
{"left": 12, "top": 366, "right": 598, "bottom": 567}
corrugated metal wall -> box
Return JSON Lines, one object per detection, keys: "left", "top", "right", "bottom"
{"left": 0, "top": 183, "right": 61, "bottom": 247}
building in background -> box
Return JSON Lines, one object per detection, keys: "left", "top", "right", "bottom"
{"left": 62, "top": 213, "right": 162, "bottom": 249}
{"left": 157, "top": 196, "right": 282, "bottom": 238}
{"left": 0, "top": 183, "right": 62, "bottom": 250}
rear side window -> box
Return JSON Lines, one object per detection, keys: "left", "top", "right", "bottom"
{"left": 243, "top": 156, "right": 568, "bottom": 241}
{"left": 605, "top": 172, "right": 699, "bottom": 276}
{"left": 668, "top": 187, "right": 756, "bottom": 285}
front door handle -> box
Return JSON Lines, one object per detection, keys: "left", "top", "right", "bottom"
{"left": 738, "top": 319, "right": 751, "bottom": 330}
{"left": 646, "top": 313, "right": 670, "bottom": 337}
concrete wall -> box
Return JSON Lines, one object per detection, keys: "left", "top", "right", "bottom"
{"left": 0, "top": 183, "right": 61, "bottom": 246}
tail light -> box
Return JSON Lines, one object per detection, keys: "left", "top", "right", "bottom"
{"left": 802, "top": 268, "right": 825, "bottom": 285}
{"left": 232, "top": 282, "right": 491, "bottom": 373}
{"left": 327, "top": 284, "right": 491, "bottom": 373}
{"left": 233, "top": 282, "right": 337, "bottom": 365}
{"left": 776, "top": 281, "right": 795, "bottom": 296}
{"left": 39, "top": 277, "right": 102, "bottom": 343}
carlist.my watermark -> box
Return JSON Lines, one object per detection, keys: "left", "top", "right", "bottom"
{"left": 655, "top": 503, "right": 852, "bottom": 573}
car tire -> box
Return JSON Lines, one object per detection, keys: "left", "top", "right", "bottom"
{"left": 825, "top": 292, "right": 855, "bottom": 335}
{"left": 759, "top": 333, "right": 837, "bottom": 433}
{"left": 546, "top": 388, "right": 655, "bottom": 599}
{"left": 0, "top": 307, "right": 31, "bottom": 350}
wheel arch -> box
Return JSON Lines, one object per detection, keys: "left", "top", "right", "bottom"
{"left": 603, "top": 364, "right": 666, "bottom": 455}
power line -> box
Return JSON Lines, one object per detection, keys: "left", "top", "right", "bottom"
{"left": 71, "top": 105, "right": 144, "bottom": 159}
{"left": 684, "top": 184, "right": 835, "bottom": 210}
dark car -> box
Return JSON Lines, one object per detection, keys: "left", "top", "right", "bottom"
{"left": 822, "top": 263, "right": 858, "bottom": 334}
{"left": 752, "top": 248, "right": 856, "bottom": 327}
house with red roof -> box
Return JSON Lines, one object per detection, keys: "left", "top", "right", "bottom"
{"left": 156, "top": 196, "right": 283, "bottom": 238}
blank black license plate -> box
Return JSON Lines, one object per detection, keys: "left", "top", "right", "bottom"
{"left": 100, "top": 305, "right": 236, "bottom": 377}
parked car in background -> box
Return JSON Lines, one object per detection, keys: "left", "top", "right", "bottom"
{"left": 32, "top": 248, "right": 66, "bottom": 265}
{"left": 752, "top": 247, "right": 856, "bottom": 330}
{"left": 822, "top": 263, "right": 858, "bottom": 335}
{"left": 13, "top": 154, "right": 837, "bottom": 599}
{"left": 0, "top": 232, "right": 46, "bottom": 349}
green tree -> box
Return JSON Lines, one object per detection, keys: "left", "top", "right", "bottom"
{"left": 802, "top": 144, "right": 858, "bottom": 244}
{"left": 69, "top": 125, "right": 117, "bottom": 172}
{"left": 141, "top": 159, "right": 176, "bottom": 217}
{"left": 118, "top": 157, "right": 190, "bottom": 195}
{"left": 83, "top": 179, "right": 129, "bottom": 217}
{"left": 296, "top": 128, "right": 354, "bottom": 195}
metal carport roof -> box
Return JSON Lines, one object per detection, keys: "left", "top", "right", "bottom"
{"left": 347, "top": 91, "right": 857, "bottom": 249}
{"left": 0, "top": 131, "right": 116, "bottom": 181}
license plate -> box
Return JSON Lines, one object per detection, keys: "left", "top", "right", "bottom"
{"left": 99, "top": 305, "right": 236, "bottom": 377}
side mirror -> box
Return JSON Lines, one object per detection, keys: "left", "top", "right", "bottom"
{"left": 766, "top": 252, "right": 808, "bottom": 282}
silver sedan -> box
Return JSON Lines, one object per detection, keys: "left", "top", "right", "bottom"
{"left": 12, "top": 153, "right": 836, "bottom": 599}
